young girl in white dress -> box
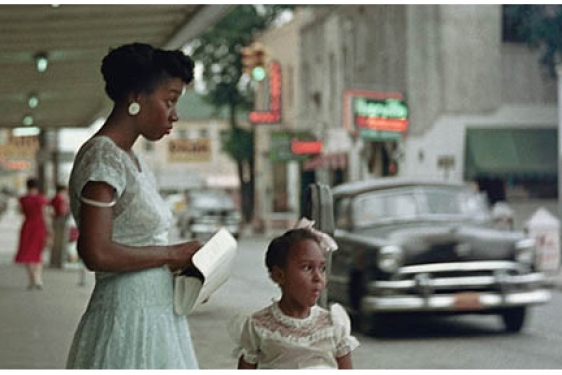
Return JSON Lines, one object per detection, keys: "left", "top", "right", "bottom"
{"left": 229, "top": 219, "right": 359, "bottom": 369}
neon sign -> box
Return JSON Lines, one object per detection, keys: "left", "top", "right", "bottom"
{"left": 290, "top": 140, "right": 323, "bottom": 155}
{"left": 249, "top": 61, "right": 281, "bottom": 124}
{"left": 353, "top": 97, "right": 408, "bottom": 133}
{"left": 343, "top": 89, "right": 408, "bottom": 140}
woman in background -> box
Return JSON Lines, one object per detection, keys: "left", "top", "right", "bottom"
{"left": 14, "top": 177, "right": 50, "bottom": 290}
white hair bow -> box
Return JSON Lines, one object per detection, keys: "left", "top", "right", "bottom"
{"left": 294, "top": 217, "right": 338, "bottom": 252}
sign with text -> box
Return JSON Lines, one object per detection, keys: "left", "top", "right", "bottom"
{"left": 343, "top": 89, "right": 408, "bottom": 141}
{"left": 270, "top": 131, "right": 319, "bottom": 162}
{"left": 168, "top": 138, "right": 211, "bottom": 163}
{"left": 353, "top": 97, "right": 408, "bottom": 133}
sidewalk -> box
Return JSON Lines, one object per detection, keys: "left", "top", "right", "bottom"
{"left": 0, "top": 198, "right": 93, "bottom": 369}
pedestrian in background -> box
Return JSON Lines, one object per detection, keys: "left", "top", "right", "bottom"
{"left": 65, "top": 42, "right": 202, "bottom": 369}
{"left": 50, "top": 183, "right": 70, "bottom": 264}
{"left": 229, "top": 220, "right": 359, "bottom": 369}
{"left": 14, "top": 177, "right": 51, "bottom": 290}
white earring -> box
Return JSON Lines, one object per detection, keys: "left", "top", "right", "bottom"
{"left": 128, "top": 102, "right": 141, "bottom": 116}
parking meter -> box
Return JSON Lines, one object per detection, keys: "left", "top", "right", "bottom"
{"left": 304, "top": 183, "right": 335, "bottom": 235}
{"left": 303, "top": 183, "right": 335, "bottom": 308}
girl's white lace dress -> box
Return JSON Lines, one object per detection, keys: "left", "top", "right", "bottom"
{"left": 65, "top": 136, "right": 199, "bottom": 369}
{"left": 229, "top": 302, "right": 360, "bottom": 369}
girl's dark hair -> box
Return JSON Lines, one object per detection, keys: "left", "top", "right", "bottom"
{"left": 265, "top": 228, "right": 320, "bottom": 272}
{"left": 101, "top": 42, "right": 195, "bottom": 102}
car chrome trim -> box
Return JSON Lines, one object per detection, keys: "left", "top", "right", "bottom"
{"left": 397, "top": 261, "right": 527, "bottom": 275}
{"left": 371, "top": 272, "right": 547, "bottom": 291}
{"left": 361, "top": 289, "right": 551, "bottom": 313}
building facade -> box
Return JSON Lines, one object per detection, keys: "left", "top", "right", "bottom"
{"left": 134, "top": 90, "right": 240, "bottom": 195}
{"left": 299, "top": 4, "right": 557, "bottom": 202}
{"left": 251, "top": 9, "right": 313, "bottom": 232}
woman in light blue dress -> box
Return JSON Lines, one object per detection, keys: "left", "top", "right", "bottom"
{"left": 65, "top": 43, "right": 201, "bottom": 369}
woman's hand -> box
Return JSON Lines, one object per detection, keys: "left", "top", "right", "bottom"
{"left": 167, "top": 241, "right": 202, "bottom": 273}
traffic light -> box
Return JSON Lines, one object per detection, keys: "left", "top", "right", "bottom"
{"left": 241, "top": 45, "right": 256, "bottom": 75}
{"left": 240, "top": 42, "right": 268, "bottom": 81}
{"left": 251, "top": 43, "right": 266, "bottom": 81}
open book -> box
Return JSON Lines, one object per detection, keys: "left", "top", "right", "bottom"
{"left": 173, "top": 228, "right": 238, "bottom": 315}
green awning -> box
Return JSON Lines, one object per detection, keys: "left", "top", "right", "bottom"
{"left": 464, "top": 128, "right": 557, "bottom": 180}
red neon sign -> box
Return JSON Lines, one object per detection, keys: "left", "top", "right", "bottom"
{"left": 354, "top": 116, "right": 409, "bottom": 133}
{"left": 249, "top": 61, "right": 281, "bottom": 124}
{"left": 290, "top": 140, "right": 323, "bottom": 155}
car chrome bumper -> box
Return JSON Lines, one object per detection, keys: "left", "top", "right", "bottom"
{"left": 361, "top": 289, "right": 551, "bottom": 313}
{"left": 362, "top": 268, "right": 551, "bottom": 313}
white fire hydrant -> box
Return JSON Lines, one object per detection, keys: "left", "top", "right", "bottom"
{"left": 524, "top": 208, "right": 560, "bottom": 274}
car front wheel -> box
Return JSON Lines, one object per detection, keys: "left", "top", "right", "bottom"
{"left": 500, "top": 306, "right": 527, "bottom": 333}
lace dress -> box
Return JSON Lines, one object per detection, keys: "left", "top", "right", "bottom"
{"left": 229, "top": 302, "right": 360, "bottom": 369}
{"left": 65, "top": 136, "right": 198, "bottom": 369}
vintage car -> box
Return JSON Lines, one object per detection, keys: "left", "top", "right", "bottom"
{"left": 326, "top": 177, "right": 551, "bottom": 334}
{"left": 176, "top": 189, "right": 242, "bottom": 240}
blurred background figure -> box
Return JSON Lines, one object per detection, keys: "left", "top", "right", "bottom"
{"left": 14, "top": 178, "right": 51, "bottom": 290}
{"left": 50, "top": 184, "right": 71, "bottom": 266}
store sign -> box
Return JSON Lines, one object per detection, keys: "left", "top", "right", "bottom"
{"left": 168, "top": 138, "right": 211, "bottom": 162}
{"left": 343, "top": 89, "right": 408, "bottom": 141}
{"left": 358, "top": 129, "right": 403, "bottom": 141}
{"left": 270, "top": 131, "right": 318, "bottom": 162}
{"left": 353, "top": 97, "right": 408, "bottom": 133}
{"left": 0, "top": 135, "right": 39, "bottom": 171}
{"left": 291, "top": 140, "right": 323, "bottom": 155}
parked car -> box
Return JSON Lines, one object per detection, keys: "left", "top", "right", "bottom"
{"left": 176, "top": 189, "right": 241, "bottom": 240}
{"left": 164, "top": 193, "right": 186, "bottom": 217}
{"left": 327, "top": 177, "right": 551, "bottom": 334}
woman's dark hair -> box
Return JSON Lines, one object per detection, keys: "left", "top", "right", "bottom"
{"left": 265, "top": 228, "right": 320, "bottom": 272}
{"left": 26, "top": 178, "right": 39, "bottom": 190}
{"left": 101, "top": 42, "right": 195, "bottom": 102}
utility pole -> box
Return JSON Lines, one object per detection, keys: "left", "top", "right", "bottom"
{"left": 556, "top": 63, "right": 562, "bottom": 270}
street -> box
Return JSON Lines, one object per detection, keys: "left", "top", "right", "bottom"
{"left": 0, "top": 206, "right": 561, "bottom": 369}
{"left": 195, "top": 232, "right": 562, "bottom": 370}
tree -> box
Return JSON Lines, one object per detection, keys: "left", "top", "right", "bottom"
{"left": 189, "top": 5, "right": 293, "bottom": 224}
{"left": 504, "top": 5, "right": 562, "bottom": 77}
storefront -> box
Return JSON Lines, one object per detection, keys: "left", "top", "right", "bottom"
{"left": 343, "top": 89, "right": 408, "bottom": 179}
{"left": 465, "top": 127, "right": 557, "bottom": 201}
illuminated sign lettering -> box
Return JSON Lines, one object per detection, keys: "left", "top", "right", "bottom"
{"left": 353, "top": 97, "right": 408, "bottom": 133}
{"left": 343, "top": 89, "right": 408, "bottom": 141}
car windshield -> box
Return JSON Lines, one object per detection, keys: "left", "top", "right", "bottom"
{"left": 353, "top": 185, "right": 490, "bottom": 227}
{"left": 189, "top": 191, "right": 235, "bottom": 210}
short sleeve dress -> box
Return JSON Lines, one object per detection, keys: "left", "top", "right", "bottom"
{"left": 14, "top": 193, "right": 48, "bottom": 264}
{"left": 65, "top": 136, "right": 199, "bottom": 369}
{"left": 229, "top": 302, "right": 360, "bottom": 369}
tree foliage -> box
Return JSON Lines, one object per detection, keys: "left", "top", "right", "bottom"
{"left": 505, "top": 5, "right": 562, "bottom": 77}
{"left": 189, "top": 5, "right": 294, "bottom": 223}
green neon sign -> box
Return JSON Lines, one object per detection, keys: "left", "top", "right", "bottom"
{"left": 354, "top": 97, "right": 408, "bottom": 119}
